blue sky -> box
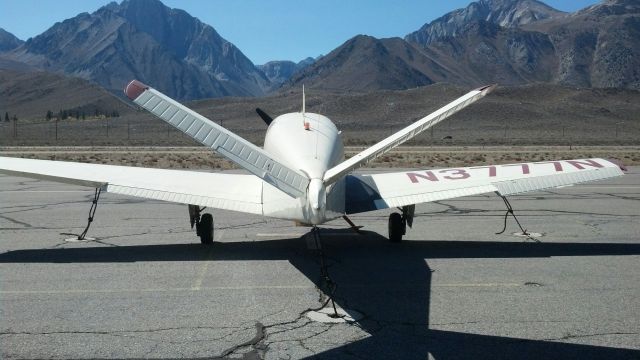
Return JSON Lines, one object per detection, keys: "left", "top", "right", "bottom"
{"left": 1, "top": 0, "right": 599, "bottom": 65}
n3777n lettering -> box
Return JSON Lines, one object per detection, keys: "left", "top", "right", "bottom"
{"left": 405, "top": 159, "right": 604, "bottom": 183}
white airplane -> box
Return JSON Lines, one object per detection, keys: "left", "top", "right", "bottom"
{"left": 0, "top": 81, "right": 625, "bottom": 244}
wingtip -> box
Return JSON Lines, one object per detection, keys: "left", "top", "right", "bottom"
{"left": 476, "top": 83, "right": 498, "bottom": 95}
{"left": 607, "top": 158, "right": 628, "bottom": 172}
{"left": 124, "top": 80, "right": 149, "bottom": 100}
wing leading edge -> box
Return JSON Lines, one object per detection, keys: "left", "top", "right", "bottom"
{"left": 0, "top": 157, "right": 264, "bottom": 215}
{"left": 345, "top": 158, "right": 625, "bottom": 214}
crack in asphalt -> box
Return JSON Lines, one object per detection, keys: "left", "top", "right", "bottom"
{"left": 542, "top": 331, "right": 639, "bottom": 342}
{"left": 0, "top": 205, "right": 49, "bottom": 215}
{"left": 0, "top": 214, "right": 37, "bottom": 228}
{"left": 214, "top": 322, "right": 266, "bottom": 360}
{"left": 210, "top": 245, "right": 366, "bottom": 359}
{"left": 217, "top": 220, "right": 268, "bottom": 230}
{"left": 593, "top": 192, "right": 640, "bottom": 202}
{"left": 0, "top": 325, "right": 246, "bottom": 337}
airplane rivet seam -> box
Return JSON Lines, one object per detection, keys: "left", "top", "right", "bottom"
{"left": 146, "top": 97, "right": 162, "bottom": 112}
{"left": 238, "top": 145, "right": 247, "bottom": 158}
{"left": 176, "top": 116, "right": 192, "bottom": 131}
{"left": 190, "top": 122, "right": 205, "bottom": 137}
{"left": 175, "top": 112, "right": 189, "bottom": 127}
{"left": 195, "top": 125, "right": 210, "bottom": 141}
{"left": 164, "top": 107, "right": 180, "bottom": 123}
{"left": 138, "top": 92, "right": 154, "bottom": 107}
{"left": 183, "top": 117, "right": 198, "bottom": 133}
{"left": 159, "top": 105, "right": 175, "bottom": 119}
{"left": 200, "top": 128, "right": 214, "bottom": 143}
{"left": 155, "top": 102, "right": 171, "bottom": 117}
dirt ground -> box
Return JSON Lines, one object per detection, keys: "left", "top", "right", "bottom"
{"left": 2, "top": 146, "right": 638, "bottom": 169}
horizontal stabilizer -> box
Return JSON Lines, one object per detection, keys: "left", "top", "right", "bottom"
{"left": 323, "top": 84, "right": 496, "bottom": 185}
{"left": 124, "top": 80, "right": 309, "bottom": 198}
{"left": 0, "top": 157, "right": 264, "bottom": 214}
{"left": 345, "top": 158, "right": 624, "bottom": 214}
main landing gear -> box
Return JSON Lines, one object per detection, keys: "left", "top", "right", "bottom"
{"left": 189, "top": 205, "right": 214, "bottom": 245}
{"left": 388, "top": 204, "right": 415, "bottom": 242}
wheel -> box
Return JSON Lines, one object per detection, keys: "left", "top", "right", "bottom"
{"left": 198, "top": 213, "right": 214, "bottom": 245}
{"left": 388, "top": 212, "right": 404, "bottom": 242}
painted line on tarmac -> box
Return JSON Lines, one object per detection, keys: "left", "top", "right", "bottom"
{"left": 433, "top": 283, "right": 520, "bottom": 287}
{"left": 256, "top": 233, "right": 307, "bottom": 238}
{"left": 190, "top": 229, "right": 225, "bottom": 291}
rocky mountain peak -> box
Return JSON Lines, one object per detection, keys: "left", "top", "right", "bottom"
{"left": 405, "top": 0, "right": 565, "bottom": 46}
{"left": 285, "top": 34, "right": 434, "bottom": 92}
{"left": 0, "top": 28, "right": 24, "bottom": 52}
{"left": 573, "top": 0, "right": 640, "bottom": 17}
{"left": 259, "top": 58, "right": 315, "bottom": 90}
{"left": 1, "top": 0, "right": 270, "bottom": 99}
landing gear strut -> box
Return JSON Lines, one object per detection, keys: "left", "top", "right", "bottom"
{"left": 76, "top": 187, "right": 101, "bottom": 240}
{"left": 189, "top": 205, "right": 214, "bottom": 245}
{"left": 495, "top": 193, "right": 536, "bottom": 241}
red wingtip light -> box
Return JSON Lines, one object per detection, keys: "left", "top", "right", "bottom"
{"left": 476, "top": 83, "right": 498, "bottom": 95}
{"left": 124, "top": 80, "right": 148, "bottom": 100}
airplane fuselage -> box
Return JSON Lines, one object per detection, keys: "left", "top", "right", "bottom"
{"left": 263, "top": 112, "right": 345, "bottom": 225}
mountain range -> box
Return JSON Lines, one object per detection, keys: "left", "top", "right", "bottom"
{"left": 1, "top": 0, "right": 270, "bottom": 99}
{"left": 289, "top": 0, "right": 639, "bottom": 91}
{"left": 1, "top": 0, "right": 639, "bottom": 99}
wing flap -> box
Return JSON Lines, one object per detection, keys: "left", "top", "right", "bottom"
{"left": 346, "top": 158, "right": 624, "bottom": 214}
{"left": 126, "top": 80, "right": 309, "bottom": 198}
{"left": 0, "top": 157, "right": 263, "bottom": 215}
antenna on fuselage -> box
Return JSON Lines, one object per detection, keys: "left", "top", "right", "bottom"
{"left": 302, "top": 84, "right": 310, "bottom": 130}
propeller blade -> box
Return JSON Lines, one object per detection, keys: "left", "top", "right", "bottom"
{"left": 256, "top": 108, "right": 274, "bottom": 125}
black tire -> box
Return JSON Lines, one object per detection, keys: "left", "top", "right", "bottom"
{"left": 388, "top": 212, "right": 403, "bottom": 242}
{"left": 198, "top": 213, "right": 214, "bottom": 245}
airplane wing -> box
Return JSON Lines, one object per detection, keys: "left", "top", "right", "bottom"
{"left": 323, "top": 84, "right": 496, "bottom": 185}
{"left": 0, "top": 157, "right": 264, "bottom": 215}
{"left": 124, "top": 80, "right": 309, "bottom": 198}
{"left": 345, "top": 158, "right": 625, "bottom": 214}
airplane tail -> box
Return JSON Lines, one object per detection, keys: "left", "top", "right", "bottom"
{"left": 124, "top": 80, "right": 310, "bottom": 198}
{"left": 322, "top": 84, "right": 496, "bottom": 185}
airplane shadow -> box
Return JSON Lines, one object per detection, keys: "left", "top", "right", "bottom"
{"left": 1, "top": 231, "right": 639, "bottom": 359}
